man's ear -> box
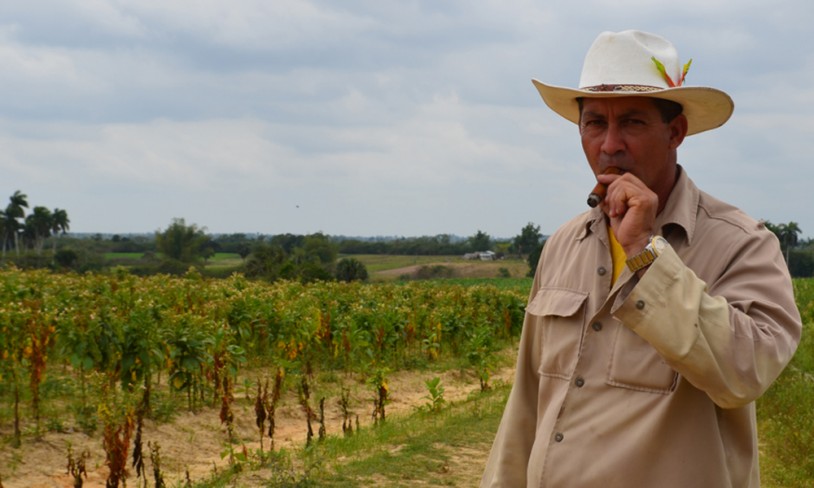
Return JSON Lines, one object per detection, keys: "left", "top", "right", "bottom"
{"left": 669, "top": 113, "right": 688, "bottom": 149}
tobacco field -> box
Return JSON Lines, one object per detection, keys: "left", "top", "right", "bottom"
{"left": 0, "top": 267, "right": 526, "bottom": 487}
{"left": 1, "top": 268, "right": 812, "bottom": 487}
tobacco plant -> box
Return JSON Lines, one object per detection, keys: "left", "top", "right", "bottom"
{"left": 148, "top": 441, "right": 166, "bottom": 488}
{"left": 298, "top": 374, "right": 315, "bottom": 446}
{"left": 219, "top": 373, "right": 238, "bottom": 465}
{"left": 131, "top": 385, "right": 150, "bottom": 485}
{"left": 423, "top": 376, "right": 446, "bottom": 412}
{"left": 339, "top": 387, "right": 354, "bottom": 436}
{"left": 98, "top": 383, "right": 136, "bottom": 488}
{"left": 66, "top": 444, "right": 90, "bottom": 488}
{"left": 254, "top": 379, "right": 268, "bottom": 452}
{"left": 368, "top": 367, "right": 389, "bottom": 424}
{"left": 265, "top": 367, "right": 285, "bottom": 450}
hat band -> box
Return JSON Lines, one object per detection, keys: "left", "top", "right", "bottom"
{"left": 581, "top": 84, "right": 664, "bottom": 93}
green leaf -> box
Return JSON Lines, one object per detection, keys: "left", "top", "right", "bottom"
{"left": 651, "top": 56, "right": 676, "bottom": 87}
{"left": 680, "top": 59, "right": 693, "bottom": 85}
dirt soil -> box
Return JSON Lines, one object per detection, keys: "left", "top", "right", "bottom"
{"left": 374, "top": 261, "right": 528, "bottom": 280}
{"left": 1, "top": 366, "right": 514, "bottom": 488}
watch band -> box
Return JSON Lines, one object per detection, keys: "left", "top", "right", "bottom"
{"left": 625, "top": 236, "right": 659, "bottom": 273}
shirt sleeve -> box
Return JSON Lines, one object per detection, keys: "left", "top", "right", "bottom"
{"left": 611, "top": 233, "right": 802, "bottom": 409}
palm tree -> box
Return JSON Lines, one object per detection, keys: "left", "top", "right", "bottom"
{"left": 5, "top": 190, "right": 29, "bottom": 256}
{"left": 765, "top": 221, "right": 803, "bottom": 266}
{"left": 50, "top": 208, "right": 70, "bottom": 252}
{"left": 0, "top": 209, "right": 7, "bottom": 257}
{"left": 778, "top": 222, "right": 802, "bottom": 266}
{"left": 25, "top": 206, "right": 53, "bottom": 254}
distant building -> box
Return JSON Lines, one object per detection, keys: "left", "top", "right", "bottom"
{"left": 463, "top": 251, "right": 496, "bottom": 261}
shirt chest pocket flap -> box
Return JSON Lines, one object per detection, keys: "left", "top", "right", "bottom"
{"left": 526, "top": 287, "right": 588, "bottom": 379}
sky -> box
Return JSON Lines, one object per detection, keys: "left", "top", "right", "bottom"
{"left": 1, "top": 0, "right": 812, "bottom": 239}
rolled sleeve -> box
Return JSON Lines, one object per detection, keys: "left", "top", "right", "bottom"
{"left": 612, "top": 241, "right": 800, "bottom": 409}
{"left": 614, "top": 246, "right": 703, "bottom": 361}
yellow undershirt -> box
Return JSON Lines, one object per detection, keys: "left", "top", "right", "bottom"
{"left": 608, "top": 227, "right": 627, "bottom": 286}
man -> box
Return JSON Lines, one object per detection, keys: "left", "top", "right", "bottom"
{"left": 481, "top": 30, "right": 801, "bottom": 487}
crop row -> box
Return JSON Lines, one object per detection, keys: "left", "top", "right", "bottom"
{"left": 0, "top": 267, "right": 526, "bottom": 453}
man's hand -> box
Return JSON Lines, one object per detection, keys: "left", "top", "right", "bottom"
{"left": 597, "top": 172, "right": 658, "bottom": 256}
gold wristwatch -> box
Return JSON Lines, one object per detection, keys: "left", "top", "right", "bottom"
{"left": 625, "top": 236, "right": 668, "bottom": 273}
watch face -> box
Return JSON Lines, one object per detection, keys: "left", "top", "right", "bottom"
{"left": 652, "top": 236, "right": 668, "bottom": 252}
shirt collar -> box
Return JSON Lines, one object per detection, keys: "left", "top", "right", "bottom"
{"left": 578, "top": 165, "right": 699, "bottom": 245}
{"left": 656, "top": 165, "right": 699, "bottom": 246}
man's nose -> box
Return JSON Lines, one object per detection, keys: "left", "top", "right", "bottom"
{"left": 600, "top": 123, "right": 625, "bottom": 155}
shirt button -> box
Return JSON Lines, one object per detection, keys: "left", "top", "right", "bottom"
{"left": 554, "top": 432, "right": 564, "bottom": 442}
{"left": 575, "top": 377, "right": 585, "bottom": 388}
{"left": 597, "top": 266, "right": 607, "bottom": 276}
{"left": 592, "top": 322, "right": 602, "bottom": 331}
{"left": 636, "top": 300, "right": 646, "bottom": 310}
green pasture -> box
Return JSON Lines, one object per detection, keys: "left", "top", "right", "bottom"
{"left": 348, "top": 254, "right": 531, "bottom": 281}
{"left": 104, "top": 252, "right": 242, "bottom": 262}
{"left": 757, "top": 277, "right": 814, "bottom": 487}
{"left": 103, "top": 251, "right": 533, "bottom": 282}
{"left": 345, "top": 254, "right": 464, "bottom": 273}
{"left": 103, "top": 252, "right": 145, "bottom": 260}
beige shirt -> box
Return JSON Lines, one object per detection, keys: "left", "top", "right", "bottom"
{"left": 481, "top": 168, "right": 802, "bottom": 487}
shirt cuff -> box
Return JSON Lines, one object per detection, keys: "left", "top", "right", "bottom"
{"left": 611, "top": 244, "right": 701, "bottom": 361}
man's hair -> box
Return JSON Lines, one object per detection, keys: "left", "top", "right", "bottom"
{"left": 651, "top": 98, "right": 683, "bottom": 122}
{"left": 577, "top": 97, "right": 684, "bottom": 123}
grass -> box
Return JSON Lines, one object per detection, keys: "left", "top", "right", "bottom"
{"left": 349, "top": 254, "right": 531, "bottom": 281}
{"left": 758, "top": 362, "right": 814, "bottom": 487}
{"left": 345, "top": 254, "right": 464, "bottom": 273}
{"left": 204, "top": 253, "right": 244, "bottom": 272}
{"left": 101, "top": 252, "right": 532, "bottom": 282}
{"left": 104, "top": 252, "right": 246, "bottom": 277}
{"left": 304, "top": 385, "right": 509, "bottom": 487}
{"left": 104, "top": 252, "right": 242, "bottom": 263}
{"left": 193, "top": 381, "right": 512, "bottom": 488}
{"left": 104, "top": 252, "right": 145, "bottom": 260}
{"left": 756, "top": 277, "right": 814, "bottom": 487}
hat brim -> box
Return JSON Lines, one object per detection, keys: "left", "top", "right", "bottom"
{"left": 532, "top": 79, "right": 734, "bottom": 136}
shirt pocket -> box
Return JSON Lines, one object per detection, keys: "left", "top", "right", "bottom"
{"left": 607, "top": 325, "right": 679, "bottom": 394}
{"left": 526, "top": 287, "right": 588, "bottom": 380}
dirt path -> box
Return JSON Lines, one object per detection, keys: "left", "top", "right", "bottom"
{"left": 372, "top": 260, "right": 528, "bottom": 280}
{"left": 1, "top": 366, "right": 514, "bottom": 488}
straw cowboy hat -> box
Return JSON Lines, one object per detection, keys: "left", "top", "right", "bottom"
{"left": 532, "top": 30, "right": 734, "bottom": 135}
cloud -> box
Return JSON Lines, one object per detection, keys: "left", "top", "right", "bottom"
{"left": 0, "top": 1, "right": 812, "bottom": 238}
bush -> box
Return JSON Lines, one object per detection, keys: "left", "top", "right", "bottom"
{"left": 527, "top": 241, "right": 545, "bottom": 277}
{"left": 414, "top": 265, "right": 454, "bottom": 280}
{"left": 335, "top": 258, "right": 369, "bottom": 282}
{"left": 789, "top": 250, "right": 814, "bottom": 278}
{"left": 54, "top": 249, "right": 79, "bottom": 269}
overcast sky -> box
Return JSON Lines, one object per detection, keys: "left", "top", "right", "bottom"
{"left": 1, "top": 1, "right": 812, "bottom": 239}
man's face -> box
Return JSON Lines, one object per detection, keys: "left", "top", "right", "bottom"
{"left": 579, "top": 97, "right": 686, "bottom": 202}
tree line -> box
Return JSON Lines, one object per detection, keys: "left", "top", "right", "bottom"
{"left": 145, "top": 220, "right": 547, "bottom": 282}
{"left": 1, "top": 211, "right": 548, "bottom": 281}
{"left": 764, "top": 221, "right": 813, "bottom": 277}
{"left": 0, "top": 190, "right": 70, "bottom": 257}
{"left": 2, "top": 189, "right": 809, "bottom": 278}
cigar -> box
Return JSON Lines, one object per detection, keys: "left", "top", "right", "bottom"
{"left": 587, "top": 167, "right": 624, "bottom": 208}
